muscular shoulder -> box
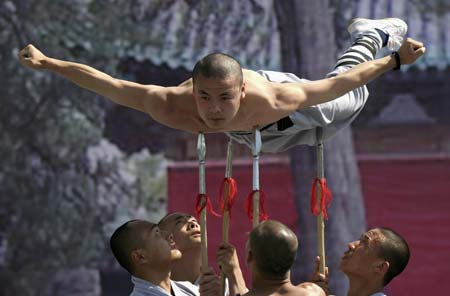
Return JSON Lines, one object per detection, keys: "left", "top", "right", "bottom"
{"left": 241, "top": 69, "right": 303, "bottom": 126}
{"left": 296, "top": 282, "right": 326, "bottom": 296}
{"left": 143, "top": 84, "right": 203, "bottom": 133}
{"left": 242, "top": 69, "right": 277, "bottom": 106}
{"left": 177, "top": 78, "right": 193, "bottom": 87}
{"left": 242, "top": 69, "right": 272, "bottom": 93}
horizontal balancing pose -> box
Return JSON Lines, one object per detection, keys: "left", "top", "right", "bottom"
{"left": 19, "top": 18, "right": 425, "bottom": 154}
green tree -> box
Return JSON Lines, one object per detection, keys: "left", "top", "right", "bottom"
{"left": 0, "top": 1, "right": 167, "bottom": 294}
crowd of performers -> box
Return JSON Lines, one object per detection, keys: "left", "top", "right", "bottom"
{"left": 19, "top": 17, "right": 425, "bottom": 295}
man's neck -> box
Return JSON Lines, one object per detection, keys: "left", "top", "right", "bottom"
{"left": 249, "top": 273, "right": 292, "bottom": 296}
{"left": 134, "top": 266, "right": 172, "bottom": 293}
{"left": 347, "top": 275, "right": 384, "bottom": 296}
{"left": 171, "top": 247, "right": 202, "bottom": 284}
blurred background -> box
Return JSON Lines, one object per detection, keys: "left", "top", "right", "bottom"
{"left": 1, "top": 0, "right": 449, "bottom": 295}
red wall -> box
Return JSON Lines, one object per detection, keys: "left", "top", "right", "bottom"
{"left": 168, "top": 157, "right": 297, "bottom": 283}
{"left": 358, "top": 156, "right": 450, "bottom": 295}
{"left": 168, "top": 155, "right": 450, "bottom": 295}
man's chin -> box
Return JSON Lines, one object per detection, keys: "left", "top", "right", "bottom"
{"left": 192, "top": 238, "right": 202, "bottom": 244}
{"left": 206, "top": 119, "right": 228, "bottom": 129}
{"left": 338, "top": 258, "right": 350, "bottom": 273}
{"left": 171, "top": 249, "right": 182, "bottom": 259}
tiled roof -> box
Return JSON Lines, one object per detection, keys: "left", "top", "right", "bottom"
{"left": 128, "top": 0, "right": 447, "bottom": 71}
{"left": 349, "top": 0, "right": 450, "bottom": 70}
{"left": 126, "top": 0, "right": 281, "bottom": 71}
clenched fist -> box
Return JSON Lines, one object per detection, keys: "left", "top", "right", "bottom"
{"left": 18, "top": 44, "right": 48, "bottom": 70}
{"left": 397, "top": 37, "right": 426, "bottom": 65}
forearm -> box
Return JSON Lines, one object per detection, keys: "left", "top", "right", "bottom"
{"left": 298, "top": 54, "right": 396, "bottom": 108}
{"left": 327, "top": 54, "right": 396, "bottom": 97}
{"left": 226, "top": 267, "right": 248, "bottom": 295}
{"left": 42, "top": 57, "right": 147, "bottom": 110}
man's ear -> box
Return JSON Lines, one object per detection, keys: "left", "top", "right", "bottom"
{"left": 374, "top": 260, "right": 390, "bottom": 275}
{"left": 131, "top": 249, "right": 148, "bottom": 265}
{"left": 240, "top": 82, "right": 246, "bottom": 100}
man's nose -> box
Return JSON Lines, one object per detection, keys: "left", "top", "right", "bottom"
{"left": 348, "top": 241, "right": 357, "bottom": 250}
{"left": 188, "top": 221, "right": 199, "bottom": 230}
{"left": 208, "top": 104, "right": 222, "bottom": 113}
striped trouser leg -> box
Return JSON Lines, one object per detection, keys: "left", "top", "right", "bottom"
{"left": 332, "top": 33, "right": 383, "bottom": 72}
{"left": 315, "top": 32, "right": 384, "bottom": 132}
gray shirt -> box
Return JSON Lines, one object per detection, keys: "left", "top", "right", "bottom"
{"left": 130, "top": 276, "right": 199, "bottom": 296}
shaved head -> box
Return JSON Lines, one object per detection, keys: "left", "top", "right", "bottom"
{"left": 376, "top": 227, "right": 410, "bottom": 285}
{"left": 192, "top": 53, "right": 243, "bottom": 85}
{"left": 249, "top": 220, "right": 298, "bottom": 279}
{"left": 110, "top": 220, "right": 154, "bottom": 273}
{"left": 158, "top": 212, "right": 193, "bottom": 229}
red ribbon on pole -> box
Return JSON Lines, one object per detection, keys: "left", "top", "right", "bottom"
{"left": 245, "top": 190, "right": 269, "bottom": 223}
{"left": 219, "top": 177, "right": 238, "bottom": 216}
{"left": 310, "top": 178, "right": 333, "bottom": 220}
{"left": 195, "top": 193, "right": 221, "bottom": 218}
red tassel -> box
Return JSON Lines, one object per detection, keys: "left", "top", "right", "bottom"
{"left": 219, "top": 177, "right": 238, "bottom": 216}
{"left": 195, "top": 194, "right": 221, "bottom": 218}
{"left": 310, "top": 178, "right": 333, "bottom": 220}
{"left": 310, "top": 180, "right": 319, "bottom": 216}
{"left": 245, "top": 190, "right": 269, "bottom": 223}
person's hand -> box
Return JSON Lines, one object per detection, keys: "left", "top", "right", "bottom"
{"left": 18, "top": 44, "right": 48, "bottom": 70}
{"left": 309, "top": 256, "right": 330, "bottom": 295}
{"left": 199, "top": 268, "right": 221, "bottom": 296}
{"left": 397, "top": 38, "right": 426, "bottom": 65}
{"left": 216, "top": 242, "right": 248, "bottom": 295}
{"left": 216, "top": 242, "right": 241, "bottom": 276}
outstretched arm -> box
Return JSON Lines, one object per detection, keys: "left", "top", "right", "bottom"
{"left": 18, "top": 44, "right": 172, "bottom": 118}
{"left": 277, "top": 38, "right": 426, "bottom": 110}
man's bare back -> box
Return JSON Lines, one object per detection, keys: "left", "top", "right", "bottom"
{"left": 244, "top": 281, "right": 325, "bottom": 296}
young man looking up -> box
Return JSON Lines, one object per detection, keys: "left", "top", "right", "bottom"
{"left": 340, "top": 227, "right": 410, "bottom": 296}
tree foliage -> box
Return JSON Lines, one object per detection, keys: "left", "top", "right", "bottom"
{"left": 0, "top": 1, "right": 167, "bottom": 294}
{"left": 1, "top": 0, "right": 280, "bottom": 293}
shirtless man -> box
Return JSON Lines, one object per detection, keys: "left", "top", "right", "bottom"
{"left": 340, "top": 227, "right": 410, "bottom": 296}
{"left": 231, "top": 220, "right": 326, "bottom": 296}
{"left": 18, "top": 18, "right": 425, "bottom": 152}
{"left": 158, "top": 212, "right": 247, "bottom": 295}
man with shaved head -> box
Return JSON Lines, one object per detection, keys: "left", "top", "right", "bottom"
{"left": 192, "top": 53, "right": 243, "bottom": 87}
{"left": 158, "top": 213, "right": 203, "bottom": 284}
{"left": 340, "top": 227, "right": 410, "bottom": 296}
{"left": 19, "top": 18, "right": 425, "bottom": 153}
{"left": 217, "top": 220, "right": 326, "bottom": 296}
{"left": 110, "top": 219, "right": 199, "bottom": 296}
{"left": 158, "top": 212, "right": 248, "bottom": 295}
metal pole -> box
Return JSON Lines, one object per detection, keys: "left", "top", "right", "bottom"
{"left": 221, "top": 139, "right": 233, "bottom": 295}
{"left": 316, "top": 129, "right": 326, "bottom": 273}
{"left": 252, "top": 129, "right": 262, "bottom": 228}
{"left": 197, "top": 133, "right": 208, "bottom": 273}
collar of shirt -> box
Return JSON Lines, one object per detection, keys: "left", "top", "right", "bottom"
{"left": 131, "top": 276, "right": 171, "bottom": 296}
{"left": 131, "top": 276, "right": 199, "bottom": 296}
